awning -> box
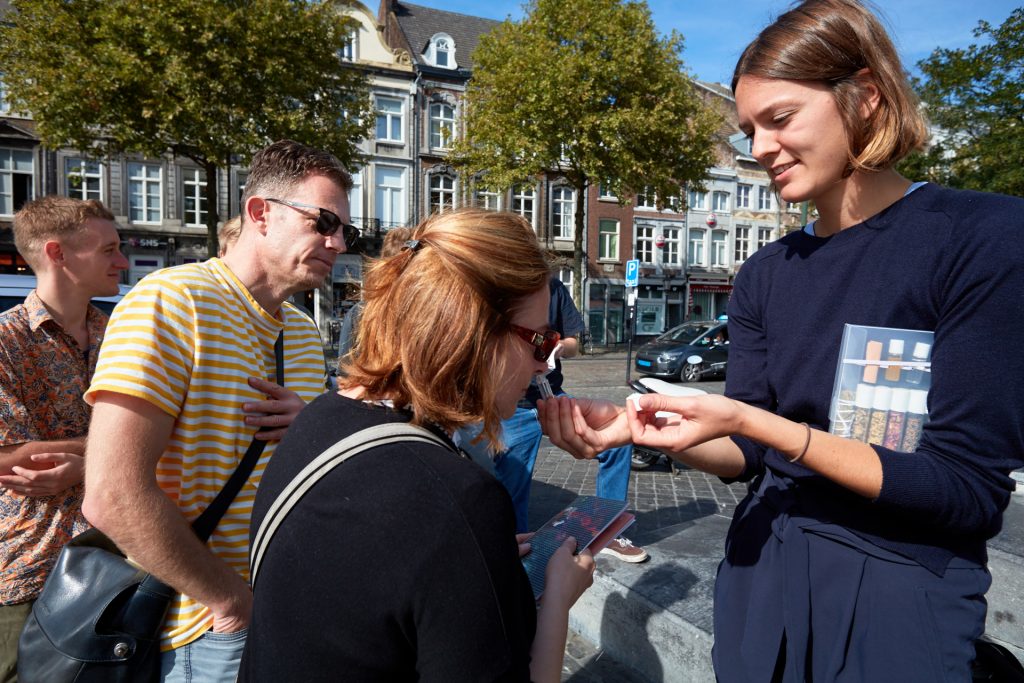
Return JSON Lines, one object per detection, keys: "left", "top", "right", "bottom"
{"left": 689, "top": 284, "right": 733, "bottom": 293}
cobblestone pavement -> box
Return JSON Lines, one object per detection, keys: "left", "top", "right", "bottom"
{"left": 528, "top": 352, "right": 743, "bottom": 540}
{"left": 532, "top": 353, "right": 740, "bottom": 681}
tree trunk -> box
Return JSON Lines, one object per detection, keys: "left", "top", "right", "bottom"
{"left": 203, "top": 160, "right": 221, "bottom": 258}
{"left": 572, "top": 178, "right": 586, "bottom": 310}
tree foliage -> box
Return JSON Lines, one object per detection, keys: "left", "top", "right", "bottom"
{"left": 0, "top": 0, "right": 373, "bottom": 252}
{"left": 451, "top": 0, "right": 719, "bottom": 303}
{"left": 898, "top": 8, "right": 1023, "bottom": 197}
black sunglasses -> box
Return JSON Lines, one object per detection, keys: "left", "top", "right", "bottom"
{"left": 510, "top": 323, "right": 561, "bottom": 362}
{"left": 265, "top": 197, "right": 360, "bottom": 250}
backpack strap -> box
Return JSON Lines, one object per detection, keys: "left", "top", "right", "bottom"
{"left": 249, "top": 422, "right": 449, "bottom": 587}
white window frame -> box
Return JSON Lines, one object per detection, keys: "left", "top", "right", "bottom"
{"left": 429, "top": 102, "right": 455, "bottom": 150}
{"left": 127, "top": 162, "right": 163, "bottom": 225}
{"left": 598, "top": 218, "right": 619, "bottom": 261}
{"left": 374, "top": 164, "right": 406, "bottom": 228}
{"left": 598, "top": 183, "right": 616, "bottom": 201}
{"left": 551, "top": 186, "right": 575, "bottom": 240}
{"left": 688, "top": 189, "right": 707, "bottom": 211}
{"left": 340, "top": 28, "right": 358, "bottom": 62}
{"left": 736, "top": 184, "right": 751, "bottom": 209}
{"left": 476, "top": 188, "right": 502, "bottom": 211}
{"left": 713, "top": 191, "right": 729, "bottom": 213}
{"left": 635, "top": 224, "right": 654, "bottom": 264}
{"left": 181, "top": 167, "right": 207, "bottom": 227}
{"left": 64, "top": 157, "right": 103, "bottom": 202}
{"left": 758, "top": 186, "right": 773, "bottom": 211}
{"left": 0, "top": 147, "right": 34, "bottom": 216}
{"left": 429, "top": 174, "right": 456, "bottom": 214}
{"left": 349, "top": 169, "right": 363, "bottom": 225}
{"left": 511, "top": 184, "right": 536, "bottom": 230}
{"left": 637, "top": 187, "right": 656, "bottom": 209}
{"left": 734, "top": 225, "right": 750, "bottom": 263}
{"left": 688, "top": 228, "right": 707, "bottom": 267}
{"left": 711, "top": 230, "right": 728, "bottom": 268}
{"left": 757, "top": 227, "right": 772, "bottom": 249}
{"left": 428, "top": 33, "right": 456, "bottom": 69}
{"left": 375, "top": 96, "right": 404, "bottom": 143}
{"left": 0, "top": 77, "right": 10, "bottom": 114}
{"left": 663, "top": 226, "right": 682, "bottom": 267}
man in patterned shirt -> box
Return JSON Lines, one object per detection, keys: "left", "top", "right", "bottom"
{"left": 83, "top": 140, "right": 352, "bottom": 682}
{"left": 0, "top": 196, "right": 127, "bottom": 681}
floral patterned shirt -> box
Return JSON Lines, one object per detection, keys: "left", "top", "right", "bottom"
{"left": 0, "top": 291, "right": 106, "bottom": 604}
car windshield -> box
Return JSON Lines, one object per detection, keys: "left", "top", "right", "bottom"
{"left": 657, "top": 324, "right": 712, "bottom": 343}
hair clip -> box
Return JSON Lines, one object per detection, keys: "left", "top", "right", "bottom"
{"left": 402, "top": 239, "right": 423, "bottom": 252}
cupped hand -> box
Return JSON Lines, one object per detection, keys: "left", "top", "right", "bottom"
{"left": 0, "top": 453, "right": 84, "bottom": 496}
{"left": 626, "top": 393, "right": 743, "bottom": 453}
{"left": 210, "top": 588, "right": 253, "bottom": 634}
{"left": 243, "top": 377, "right": 306, "bottom": 441}
{"left": 537, "top": 396, "right": 631, "bottom": 460}
{"left": 541, "top": 536, "right": 595, "bottom": 609}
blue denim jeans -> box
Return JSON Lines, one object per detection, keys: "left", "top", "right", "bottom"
{"left": 159, "top": 628, "right": 247, "bottom": 683}
{"left": 459, "top": 393, "right": 634, "bottom": 532}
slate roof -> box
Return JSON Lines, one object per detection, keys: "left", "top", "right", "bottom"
{"left": 392, "top": 1, "right": 502, "bottom": 71}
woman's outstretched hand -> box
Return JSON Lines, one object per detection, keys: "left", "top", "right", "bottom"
{"left": 537, "top": 396, "right": 630, "bottom": 459}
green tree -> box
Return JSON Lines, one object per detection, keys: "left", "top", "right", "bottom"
{"left": 898, "top": 8, "right": 1023, "bottom": 197}
{"left": 0, "top": 0, "right": 373, "bottom": 254}
{"left": 451, "top": 0, "right": 718, "bottom": 304}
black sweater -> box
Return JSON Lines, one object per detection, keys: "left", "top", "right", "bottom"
{"left": 725, "top": 184, "right": 1024, "bottom": 574}
{"left": 240, "top": 393, "right": 536, "bottom": 682}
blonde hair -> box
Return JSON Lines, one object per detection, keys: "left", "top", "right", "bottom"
{"left": 341, "top": 208, "right": 549, "bottom": 447}
{"left": 218, "top": 216, "right": 242, "bottom": 257}
{"left": 14, "top": 195, "right": 115, "bottom": 268}
{"left": 732, "top": 0, "right": 927, "bottom": 172}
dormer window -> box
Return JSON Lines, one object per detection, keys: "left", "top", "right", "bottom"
{"left": 427, "top": 33, "right": 456, "bottom": 69}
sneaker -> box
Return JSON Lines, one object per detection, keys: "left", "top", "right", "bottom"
{"left": 599, "top": 537, "right": 649, "bottom": 563}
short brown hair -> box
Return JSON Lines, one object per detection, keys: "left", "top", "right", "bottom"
{"left": 732, "top": 0, "right": 927, "bottom": 171}
{"left": 341, "top": 208, "right": 549, "bottom": 448}
{"left": 14, "top": 195, "right": 116, "bottom": 268}
{"left": 241, "top": 140, "right": 352, "bottom": 212}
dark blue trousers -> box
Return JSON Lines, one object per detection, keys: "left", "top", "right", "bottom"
{"left": 713, "top": 474, "right": 990, "bottom": 682}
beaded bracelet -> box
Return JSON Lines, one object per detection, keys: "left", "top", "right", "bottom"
{"left": 788, "top": 422, "right": 812, "bottom": 464}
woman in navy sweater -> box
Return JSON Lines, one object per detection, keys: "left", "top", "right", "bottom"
{"left": 541, "top": 0, "right": 1024, "bottom": 679}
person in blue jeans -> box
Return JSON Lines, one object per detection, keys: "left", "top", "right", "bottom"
{"left": 461, "top": 277, "right": 647, "bottom": 562}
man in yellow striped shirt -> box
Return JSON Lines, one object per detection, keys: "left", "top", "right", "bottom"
{"left": 83, "top": 140, "right": 354, "bottom": 682}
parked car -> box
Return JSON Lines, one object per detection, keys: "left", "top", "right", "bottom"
{"left": 633, "top": 320, "right": 729, "bottom": 382}
{"left": 0, "top": 273, "right": 130, "bottom": 315}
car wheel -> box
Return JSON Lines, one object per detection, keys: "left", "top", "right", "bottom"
{"left": 681, "top": 362, "right": 701, "bottom": 383}
{"left": 631, "top": 449, "right": 660, "bottom": 470}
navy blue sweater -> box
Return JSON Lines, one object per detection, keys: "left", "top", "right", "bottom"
{"left": 725, "top": 184, "right": 1024, "bottom": 574}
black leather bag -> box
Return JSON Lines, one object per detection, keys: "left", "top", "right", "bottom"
{"left": 18, "top": 335, "right": 284, "bottom": 683}
{"left": 17, "top": 529, "right": 175, "bottom": 682}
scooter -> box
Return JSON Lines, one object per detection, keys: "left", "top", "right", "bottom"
{"left": 681, "top": 353, "right": 728, "bottom": 383}
{"left": 627, "top": 376, "right": 708, "bottom": 472}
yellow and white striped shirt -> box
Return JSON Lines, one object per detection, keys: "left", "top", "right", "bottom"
{"left": 86, "top": 258, "right": 326, "bottom": 650}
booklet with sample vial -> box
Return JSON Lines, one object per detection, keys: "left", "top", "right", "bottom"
{"left": 828, "top": 324, "right": 933, "bottom": 453}
{"left": 522, "top": 495, "right": 635, "bottom": 599}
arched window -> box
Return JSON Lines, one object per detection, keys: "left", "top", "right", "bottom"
{"left": 427, "top": 33, "right": 456, "bottom": 69}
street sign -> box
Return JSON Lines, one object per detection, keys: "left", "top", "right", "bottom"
{"left": 625, "top": 259, "right": 639, "bottom": 287}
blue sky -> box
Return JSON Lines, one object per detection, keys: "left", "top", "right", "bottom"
{"left": 406, "top": 0, "right": 1019, "bottom": 85}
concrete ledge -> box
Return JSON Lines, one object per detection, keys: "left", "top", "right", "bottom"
{"left": 569, "top": 505, "right": 1024, "bottom": 677}
{"left": 569, "top": 514, "right": 730, "bottom": 682}
{"left": 986, "top": 547, "right": 1024, "bottom": 663}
